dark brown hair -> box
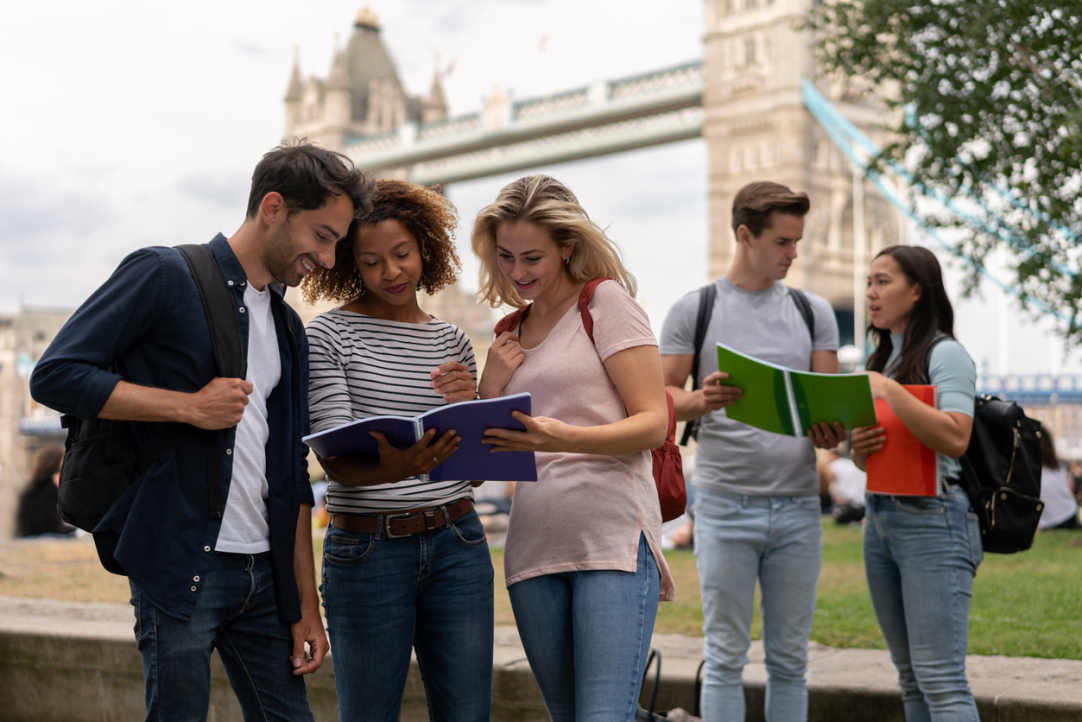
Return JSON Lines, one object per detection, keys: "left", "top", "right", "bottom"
{"left": 246, "top": 139, "right": 376, "bottom": 220}
{"left": 31, "top": 445, "right": 64, "bottom": 480}
{"left": 1038, "top": 422, "right": 1060, "bottom": 470}
{"left": 731, "top": 181, "right": 811, "bottom": 237}
{"left": 302, "top": 179, "right": 461, "bottom": 303}
{"left": 866, "top": 245, "right": 956, "bottom": 384}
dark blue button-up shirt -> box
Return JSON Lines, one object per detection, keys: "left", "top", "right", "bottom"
{"left": 30, "top": 235, "right": 314, "bottom": 622}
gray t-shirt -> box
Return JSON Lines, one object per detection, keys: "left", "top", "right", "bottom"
{"left": 884, "top": 332, "right": 975, "bottom": 486}
{"left": 660, "top": 277, "right": 839, "bottom": 496}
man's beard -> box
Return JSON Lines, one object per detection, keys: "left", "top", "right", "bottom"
{"left": 263, "top": 224, "right": 304, "bottom": 287}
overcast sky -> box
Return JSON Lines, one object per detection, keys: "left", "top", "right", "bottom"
{"left": 1, "top": 0, "right": 1077, "bottom": 375}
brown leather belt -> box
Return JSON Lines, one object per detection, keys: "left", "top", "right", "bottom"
{"left": 330, "top": 498, "right": 474, "bottom": 539}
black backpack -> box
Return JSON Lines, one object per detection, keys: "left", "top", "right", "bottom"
{"left": 679, "top": 283, "right": 815, "bottom": 445}
{"left": 925, "top": 338, "right": 1044, "bottom": 554}
{"left": 56, "top": 245, "right": 244, "bottom": 536}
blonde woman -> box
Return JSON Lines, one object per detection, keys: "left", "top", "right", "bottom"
{"left": 474, "top": 174, "right": 673, "bottom": 721}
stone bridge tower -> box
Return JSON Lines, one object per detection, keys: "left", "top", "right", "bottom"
{"left": 703, "top": 0, "right": 899, "bottom": 342}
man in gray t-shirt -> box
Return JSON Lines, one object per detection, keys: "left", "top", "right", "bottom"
{"left": 660, "top": 181, "right": 843, "bottom": 722}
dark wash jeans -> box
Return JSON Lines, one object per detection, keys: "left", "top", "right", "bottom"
{"left": 128, "top": 551, "right": 311, "bottom": 722}
{"left": 321, "top": 508, "right": 494, "bottom": 722}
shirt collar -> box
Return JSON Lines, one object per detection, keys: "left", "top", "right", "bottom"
{"left": 208, "top": 233, "right": 249, "bottom": 290}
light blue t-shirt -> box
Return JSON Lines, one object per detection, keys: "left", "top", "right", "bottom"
{"left": 659, "top": 277, "right": 839, "bottom": 496}
{"left": 885, "top": 332, "right": 976, "bottom": 485}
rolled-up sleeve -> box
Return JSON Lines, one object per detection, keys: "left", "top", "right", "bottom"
{"left": 30, "top": 250, "right": 163, "bottom": 419}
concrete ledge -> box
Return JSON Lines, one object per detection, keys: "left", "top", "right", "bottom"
{"left": 1, "top": 596, "right": 1080, "bottom": 721}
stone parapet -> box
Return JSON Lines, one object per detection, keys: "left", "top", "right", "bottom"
{"left": 1, "top": 596, "right": 1080, "bottom": 721}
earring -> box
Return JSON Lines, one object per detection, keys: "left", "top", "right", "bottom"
{"left": 564, "top": 256, "right": 570, "bottom": 265}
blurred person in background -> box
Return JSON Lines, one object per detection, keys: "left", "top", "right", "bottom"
{"left": 16, "top": 445, "right": 74, "bottom": 538}
{"left": 1036, "top": 424, "right": 1079, "bottom": 531}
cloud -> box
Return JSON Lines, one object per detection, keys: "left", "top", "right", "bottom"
{"left": 176, "top": 170, "right": 250, "bottom": 209}
{"left": 0, "top": 170, "right": 114, "bottom": 246}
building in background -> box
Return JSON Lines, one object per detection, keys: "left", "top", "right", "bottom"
{"left": 0, "top": 306, "right": 71, "bottom": 539}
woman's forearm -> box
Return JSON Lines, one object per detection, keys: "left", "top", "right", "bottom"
{"left": 319, "top": 454, "right": 392, "bottom": 487}
{"left": 560, "top": 409, "right": 668, "bottom": 456}
{"left": 883, "top": 382, "right": 971, "bottom": 458}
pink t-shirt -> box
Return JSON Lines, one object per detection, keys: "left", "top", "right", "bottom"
{"left": 502, "top": 281, "right": 675, "bottom": 601}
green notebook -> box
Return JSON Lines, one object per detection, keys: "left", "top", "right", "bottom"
{"left": 716, "top": 342, "right": 878, "bottom": 437}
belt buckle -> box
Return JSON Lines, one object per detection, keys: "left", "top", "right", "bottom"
{"left": 383, "top": 512, "right": 413, "bottom": 539}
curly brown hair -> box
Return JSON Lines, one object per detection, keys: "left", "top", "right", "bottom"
{"left": 302, "top": 179, "right": 461, "bottom": 304}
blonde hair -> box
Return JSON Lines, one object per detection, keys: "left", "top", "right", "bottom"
{"left": 471, "top": 174, "right": 637, "bottom": 308}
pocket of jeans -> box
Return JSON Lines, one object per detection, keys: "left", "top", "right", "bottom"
{"left": 894, "top": 496, "right": 946, "bottom": 514}
{"left": 323, "top": 530, "right": 375, "bottom": 565}
{"left": 450, "top": 511, "right": 488, "bottom": 548}
{"left": 965, "top": 512, "right": 984, "bottom": 567}
{"left": 696, "top": 493, "right": 743, "bottom": 519}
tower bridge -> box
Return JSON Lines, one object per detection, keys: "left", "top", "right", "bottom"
{"left": 285, "top": 3, "right": 900, "bottom": 339}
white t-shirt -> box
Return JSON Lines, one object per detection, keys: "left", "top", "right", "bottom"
{"left": 216, "top": 284, "right": 281, "bottom": 553}
{"left": 1038, "top": 466, "right": 1079, "bottom": 529}
{"left": 828, "top": 457, "right": 866, "bottom": 507}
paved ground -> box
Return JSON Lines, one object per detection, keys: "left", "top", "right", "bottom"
{"left": 3, "top": 593, "right": 1081, "bottom": 718}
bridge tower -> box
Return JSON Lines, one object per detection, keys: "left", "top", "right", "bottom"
{"left": 703, "top": 0, "right": 900, "bottom": 341}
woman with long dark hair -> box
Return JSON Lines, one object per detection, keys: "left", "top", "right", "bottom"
{"left": 1036, "top": 423, "right": 1080, "bottom": 530}
{"left": 851, "top": 245, "right": 980, "bottom": 721}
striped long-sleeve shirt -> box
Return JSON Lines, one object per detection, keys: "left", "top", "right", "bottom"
{"left": 307, "top": 308, "right": 477, "bottom": 514}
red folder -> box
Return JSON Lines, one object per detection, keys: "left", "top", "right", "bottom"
{"left": 865, "top": 385, "right": 938, "bottom": 496}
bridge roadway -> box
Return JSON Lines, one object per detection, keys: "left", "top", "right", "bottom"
{"left": 343, "top": 61, "right": 704, "bottom": 186}
{"left": 1, "top": 593, "right": 1079, "bottom": 721}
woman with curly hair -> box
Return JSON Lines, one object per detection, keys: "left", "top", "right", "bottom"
{"left": 473, "top": 174, "right": 671, "bottom": 720}
{"left": 302, "top": 179, "right": 492, "bottom": 721}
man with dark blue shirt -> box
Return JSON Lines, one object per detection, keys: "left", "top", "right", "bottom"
{"left": 31, "top": 142, "right": 375, "bottom": 721}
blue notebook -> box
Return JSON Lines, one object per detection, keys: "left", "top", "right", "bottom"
{"left": 302, "top": 393, "right": 537, "bottom": 482}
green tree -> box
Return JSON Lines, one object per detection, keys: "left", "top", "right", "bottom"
{"left": 808, "top": 0, "right": 1082, "bottom": 341}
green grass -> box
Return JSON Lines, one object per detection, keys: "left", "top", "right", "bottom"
{"left": 5, "top": 522, "right": 1079, "bottom": 659}
{"left": 491, "top": 522, "right": 1082, "bottom": 660}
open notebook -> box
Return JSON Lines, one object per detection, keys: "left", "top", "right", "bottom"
{"left": 716, "top": 342, "right": 878, "bottom": 437}
{"left": 302, "top": 393, "right": 538, "bottom": 482}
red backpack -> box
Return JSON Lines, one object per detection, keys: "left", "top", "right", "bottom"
{"left": 493, "top": 278, "right": 687, "bottom": 522}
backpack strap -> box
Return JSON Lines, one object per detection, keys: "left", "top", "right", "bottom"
{"left": 493, "top": 305, "right": 530, "bottom": 337}
{"left": 176, "top": 244, "right": 247, "bottom": 520}
{"left": 786, "top": 286, "right": 816, "bottom": 341}
{"left": 679, "top": 283, "right": 717, "bottom": 446}
{"left": 576, "top": 278, "right": 611, "bottom": 343}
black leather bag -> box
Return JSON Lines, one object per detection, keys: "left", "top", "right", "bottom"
{"left": 957, "top": 395, "right": 1045, "bottom": 554}
{"left": 56, "top": 244, "right": 244, "bottom": 540}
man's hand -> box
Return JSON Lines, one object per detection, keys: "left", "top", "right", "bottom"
{"left": 699, "top": 371, "right": 743, "bottom": 412}
{"left": 290, "top": 609, "right": 328, "bottom": 675}
{"left": 808, "top": 421, "right": 847, "bottom": 450}
{"left": 370, "top": 427, "right": 460, "bottom": 483}
{"left": 186, "top": 377, "right": 253, "bottom": 430}
{"left": 430, "top": 361, "right": 476, "bottom": 404}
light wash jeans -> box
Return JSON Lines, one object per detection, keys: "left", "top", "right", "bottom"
{"left": 693, "top": 487, "right": 822, "bottom": 722}
{"left": 321, "top": 509, "right": 494, "bottom": 722}
{"left": 864, "top": 485, "right": 982, "bottom": 722}
{"left": 508, "top": 533, "right": 660, "bottom": 722}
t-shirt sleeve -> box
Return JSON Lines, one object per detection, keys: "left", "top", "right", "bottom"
{"left": 588, "top": 281, "right": 658, "bottom": 362}
{"left": 807, "top": 292, "right": 840, "bottom": 352}
{"left": 658, "top": 288, "right": 701, "bottom": 356}
{"left": 929, "top": 339, "right": 976, "bottom": 417}
{"left": 306, "top": 314, "right": 356, "bottom": 435}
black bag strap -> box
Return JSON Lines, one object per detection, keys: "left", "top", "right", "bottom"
{"left": 176, "top": 244, "right": 246, "bottom": 520}
{"left": 786, "top": 286, "right": 816, "bottom": 340}
{"left": 679, "top": 283, "right": 717, "bottom": 446}
{"left": 640, "top": 648, "right": 662, "bottom": 717}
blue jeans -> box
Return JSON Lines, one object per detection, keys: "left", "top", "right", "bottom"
{"left": 321, "top": 508, "right": 494, "bottom": 722}
{"left": 507, "top": 533, "right": 660, "bottom": 722}
{"left": 693, "top": 488, "right": 822, "bottom": 722}
{"left": 128, "top": 551, "right": 312, "bottom": 722}
{"left": 864, "top": 486, "right": 982, "bottom": 722}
